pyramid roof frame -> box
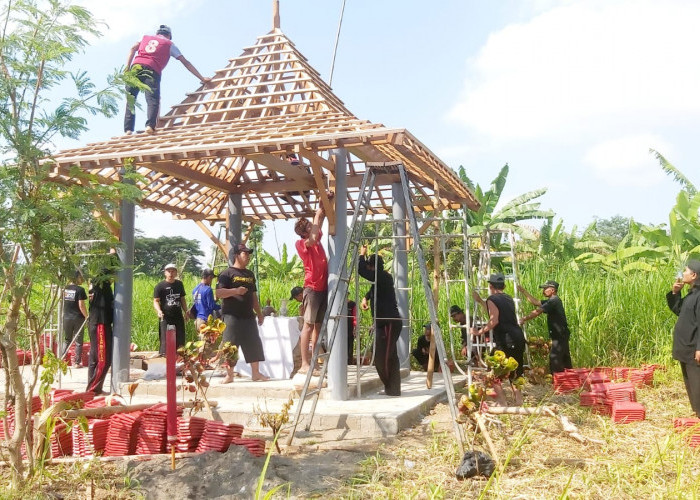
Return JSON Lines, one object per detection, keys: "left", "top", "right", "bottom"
{"left": 50, "top": 29, "right": 479, "bottom": 225}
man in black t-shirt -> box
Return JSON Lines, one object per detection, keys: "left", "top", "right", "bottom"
{"left": 412, "top": 323, "right": 434, "bottom": 370}
{"left": 216, "top": 244, "right": 268, "bottom": 383}
{"left": 153, "top": 262, "right": 188, "bottom": 355}
{"left": 63, "top": 270, "right": 88, "bottom": 367}
{"left": 519, "top": 280, "right": 573, "bottom": 374}
{"left": 86, "top": 272, "right": 115, "bottom": 394}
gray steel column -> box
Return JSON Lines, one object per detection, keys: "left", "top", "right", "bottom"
{"left": 227, "top": 194, "right": 242, "bottom": 263}
{"left": 111, "top": 172, "right": 135, "bottom": 393}
{"left": 392, "top": 182, "right": 411, "bottom": 368}
{"left": 327, "top": 149, "right": 348, "bottom": 400}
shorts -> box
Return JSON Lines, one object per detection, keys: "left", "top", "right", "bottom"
{"left": 302, "top": 288, "right": 327, "bottom": 325}
{"left": 223, "top": 314, "right": 265, "bottom": 363}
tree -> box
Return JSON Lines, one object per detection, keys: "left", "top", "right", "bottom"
{"left": 258, "top": 244, "right": 303, "bottom": 281}
{"left": 0, "top": 0, "right": 140, "bottom": 484}
{"left": 134, "top": 235, "right": 204, "bottom": 276}
{"left": 591, "top": 215, "right": 632, "bottom": 247}
{"left": 458, "top": 164, "right": 555, "bottom": 240}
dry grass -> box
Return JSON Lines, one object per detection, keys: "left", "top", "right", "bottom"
{"left": 338, "top": 366, "right": 700, "bottom": 499}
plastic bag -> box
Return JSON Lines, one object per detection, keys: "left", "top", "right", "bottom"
{"left": 455, "top": 450, "right": 495, "bottom": 479}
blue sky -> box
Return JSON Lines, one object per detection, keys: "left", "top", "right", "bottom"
{"left": 59, "top": 0, "right": 699, "bottom": 261}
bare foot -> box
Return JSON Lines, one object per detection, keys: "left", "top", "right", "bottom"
{"left": 222, "top": 375, "right": 234, "bottom": 384}
{"left": 252, "top": 374, "right": 270, "bottom": 382}
{"left": 297, "top": 366, "right": 311, "bottom": 375}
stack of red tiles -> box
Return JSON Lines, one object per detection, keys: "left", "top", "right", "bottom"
{"left": 175, "top": 416, "right": 207, "bottom": 452}
{"left": 553, "top": 371, "right": 582, "bottom": 393}
{"left": 84, "top": 397, "right": 121, "bottom": 409}
{"left": 66, "top": 343, "right": 90, "bottom": 366}
{"left": 49, "top": 422, "right": 73, "bottom": 457}
{"left": 672, "top": 418, "right": 700, "bottom": 448}
{"left": 230, "top": 437, "right": 266, "bottom": 457}
{"left": 72, "top": 419, "right": 110, "bottom": 457}
{"left": 104, "top": 411, "right": 142, "bottom": 456}
{"left": 52, "top": 390, "right": 95, "bottom": 405}
{"left": 611, "top": 401, "right": 645, "bottom": 423}
{"left": 583, "top": 371, "right": 611, "bottom": 390}
{"left": 136, "top": 407, "right": 168, "bottom": 454}
{"left": 196, "top": 420, "right": 240, "bottom": 453}
{"left": 3, "top": 396, "right": 42, "bottom": 439}
{"left": 579, "top": 390, "right": 606, "bottom": 407}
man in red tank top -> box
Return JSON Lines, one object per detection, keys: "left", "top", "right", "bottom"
{"left": 294, "top": 193, "right": 334, "bottom": 374}
{"left": 123, "top": 25, "right": 210, "bottom": 135}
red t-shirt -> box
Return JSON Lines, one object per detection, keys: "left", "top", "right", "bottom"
{"left": 132, "top": 35, "right": 176, "bottom": 74}
{"left": 295, "top": 231, "right": 328, "bottom": 292}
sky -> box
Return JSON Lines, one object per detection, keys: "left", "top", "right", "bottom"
{"left": 55, "top": 0, "right": 699, "bottom": 264}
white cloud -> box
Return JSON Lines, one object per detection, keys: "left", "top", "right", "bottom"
{"left": 74, "top": 1, "right": 203, "bottom": 44}
{"left": 583, "top": 134, "right": 671, "bottom": 187}
{"left": 448, "top": 0, "right": 700, "bottom": 141}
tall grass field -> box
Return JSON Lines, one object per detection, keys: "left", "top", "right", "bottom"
{"left": 130, "top": 262, "right": 679, "bottom": 368}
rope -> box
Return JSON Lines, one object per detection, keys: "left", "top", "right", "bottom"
{"left": 328, "top": 0, "right": 347, "bottom": 87}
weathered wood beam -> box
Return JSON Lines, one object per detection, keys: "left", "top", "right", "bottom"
{"left": 194, "top": 220, "right": 228, "bottom": 256}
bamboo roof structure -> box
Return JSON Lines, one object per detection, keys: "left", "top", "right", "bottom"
{"left": 50, "top": 27, "right": 479, "bottom": 226}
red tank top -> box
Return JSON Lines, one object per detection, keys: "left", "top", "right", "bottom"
{"left": 132, "top": 35, "right": 173, "bottom": 74}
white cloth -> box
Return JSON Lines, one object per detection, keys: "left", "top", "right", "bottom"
{"left": 234, "top": 316, "right": 301, "bottom": 379}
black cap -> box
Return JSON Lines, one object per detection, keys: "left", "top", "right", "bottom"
{"left": 449, "top": 305, "right": 463, "bottom": 316}
{"left": 488, "top": 273, "right": 506, "bottom": 285}
{"left": 423, "top": 322, "right": 432, "bottom": 329}
{"left": 290, "top": 286, "right": 303, "bottom": 299}
{"left": 232, "top": 243, "right": 254, "bottom": 255}
{"left": 201, "top": 268, "right": 215, "bottom": 278}
{"left": 157, "top": 24, "right": 172, "bottom": 37}
{"left": 688, "top": 260, "right": 700, "bottom": 274}
{"left": 539, "top": 280, "right": 559, "bottom": 290}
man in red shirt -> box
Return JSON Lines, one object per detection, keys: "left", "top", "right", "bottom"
{"left": 124, "top": 25, "right": 210, "bottom": 135}
{"left": 294, "top": 193, "right": 334, "bottom": 374}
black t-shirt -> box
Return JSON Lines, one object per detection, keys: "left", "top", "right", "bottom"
{"left": 63, "top": 284, "right": 87, "bottom": 320}
{"left": 540, "top": 295, "right": 570, "bottom": 339}
{"left": 216, "top": 267, "right": 257, "bottom": 318}
{"left": 487, "top": 292, "right": 525, "bottom": 348}
{"left": 358, "top": 256, "right": 400, "bottom": 324}
{"left": 153, "top": 280, "right": 186, "bottom": 320}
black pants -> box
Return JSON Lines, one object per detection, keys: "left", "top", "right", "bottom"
{"left": 159, "top": 316, "right": 186, "bottom": 356}
{"left": 63, "top": 316, "right": 86, "bottom": 364}
{"left": 87, "top": 322, "right": 113, "bottom": 394}
{"left": 124, "top": 65, "right": 161, "bottom": 132}
{"left": 375, "top": 318, "right": 402, "bottom": 396}
{"left": 680, "top": 361, "right": 700, "bottom": 418}
{"left": 549, "top": 333, "right": 573, "bottom": 374}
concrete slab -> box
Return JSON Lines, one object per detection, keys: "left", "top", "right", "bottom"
{"left": 1, "top": 360, "right": 466, "bottom": 438}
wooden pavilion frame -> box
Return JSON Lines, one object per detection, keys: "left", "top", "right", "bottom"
{"left": 47, "top": 4, "right": 480, "bottom": 399}
{"left": 49, "top": 24, "right": 479, "bottom": 247}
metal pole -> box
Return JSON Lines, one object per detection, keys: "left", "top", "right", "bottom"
{"left": 227, "top": 194, "right": 242, "bottom": 263}
{"left": 111, "top": 170, "right": 135, "bottom": 394}
{"left": 327, "top": 149, "right": 348, "bottom": 400}
{"left": 392, "top": 182, "right": 410, "bottom": 368}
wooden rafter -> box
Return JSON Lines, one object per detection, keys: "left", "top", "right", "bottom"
{"left": 47, "top": 28, "right": 479, "bottom": 223}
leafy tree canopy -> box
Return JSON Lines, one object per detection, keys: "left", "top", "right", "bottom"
{"left": 134, "top": 235, "right": 204, "bottom": 276}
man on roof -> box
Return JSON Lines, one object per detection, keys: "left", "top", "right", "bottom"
{"left": 124, "top": 25, "right": 210, "bottom": 135}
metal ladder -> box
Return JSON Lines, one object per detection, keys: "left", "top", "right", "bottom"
{"left": 286, "top": 162, "right": 465, "bottom": 453}
{"left": 474, "top": 228, "right": 531, "bottom": 367}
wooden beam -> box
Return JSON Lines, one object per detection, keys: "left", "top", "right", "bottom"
{"left": 248, "top": 153, "right": 313, "bottom": 180}
{"left": 141, "top": 160, "right": 239, "bottom": 192}
{"left": 194, "top": 220, "right": 228, "bottom": 256}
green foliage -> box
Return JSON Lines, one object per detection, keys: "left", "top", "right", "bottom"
{"left": 134, "top": 235, "right": 204, "bottom": 276}
{"left": 457, "top": 163, "right": 554, "bottom": 240}
{"left": 0, "top": 0, "right": 142, "bottom": 483}
{"left": 257, "top": 244, "right": 303, "bottom": 281}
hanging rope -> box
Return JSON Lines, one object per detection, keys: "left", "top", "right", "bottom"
{"left": 328, "top": 0, "right": 347, "bottom": 87}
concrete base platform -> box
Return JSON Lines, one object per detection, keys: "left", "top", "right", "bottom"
{"left": 1, "top": 359, "right": 466, "bottom": 438}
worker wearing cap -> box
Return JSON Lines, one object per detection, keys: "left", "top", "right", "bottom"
{"left": 518, "top": 280, "right": 573, "bottom": 374}
{"left": 153, "top": 263, "right": 188, "bottom": 356}
{"left": 412, "top": 323, "right": 434, "bottom": 371}
{"left": 472, "top": 273, "right": 525, "bottom": 405}
{"left": 124, "top": 25, "right": 210, "bottom": 135}
{"left": 289, "top": 285, "right": 304, "bottom": 317}
{"left": 191, "top": 268, "right": 220, "bottom": 331}
{"left": 216, "top": 244, "right": 268, "bottom": 382}
{"left": 667, "top": 260, "right": 700, "bottom": 417}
